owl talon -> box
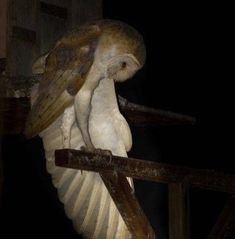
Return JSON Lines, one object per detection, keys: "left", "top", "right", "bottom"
{"left": 96, "top": 149, "right": 113, "bottom": 164}
{"left": 80, "top": 145, "right": 87, "bottom": 152}
{"left": 80, "top": 145, "right": 94, "bottom": 152}
{"left": 95, "top": 148, "right": 112, "bottom": 157}
{"left": 80, "top": 146, "right": 112, "bottom": 157}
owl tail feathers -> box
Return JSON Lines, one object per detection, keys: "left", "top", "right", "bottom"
{"left": 41, "top": 113, "right": 132, "bottom": 239}
{"left": 47, "top": 160, "right": 131, "bottom": 239}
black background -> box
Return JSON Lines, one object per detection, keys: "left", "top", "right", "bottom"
{"left": 0, "top": 1, "right": 232, "bottom": 238}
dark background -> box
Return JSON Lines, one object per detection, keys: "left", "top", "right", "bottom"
{"left": 0, "top": 1, "right": 232, "bottom": 238}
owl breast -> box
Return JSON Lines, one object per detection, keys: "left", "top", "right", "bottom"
{"left": 89, "top": 77, "right": 131, "bottom": 156}
{"left": 39, "top": 76, "right": 132, "bottom": 239}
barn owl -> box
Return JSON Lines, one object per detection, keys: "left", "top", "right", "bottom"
{"left": 25, "top": 19, "right": 146, "bottom": 239}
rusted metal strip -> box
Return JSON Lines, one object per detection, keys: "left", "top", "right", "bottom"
{"left": 100, "top": 172, "right": 156, "bottom": 239}
{"left": 55, "top": 149, "right": 235, "bottom": 194}
{"left": 118, "top": 96, "right": 196, "bottom": 126}
{"left": 0, "top": 96, "right": 196, "bottom": 134}
{"left": 40, "top": 2, "right": 68, "bottom": 19}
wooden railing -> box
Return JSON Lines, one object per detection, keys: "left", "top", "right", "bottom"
{"left": 54, "top": 149, "right": 235, "bottom": 239}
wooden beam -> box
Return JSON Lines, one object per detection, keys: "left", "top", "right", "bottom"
{"left": 208, "top": 196, "right": 235, "bottom": 239}
{"left": 100, "top": 172, "right": 156, "bottom": 239}
{"left": 0, "top": 96, "right": 195, "bottom": 134}
{"left": 40, "top": 2, "right": 68, "bottom": 19}
{"left": 55, "top": 149, "right": 235, "bottom": 194}
{"left": 0, "top": 97, "right": 30, "bottom": 134}
{"left": 168, "top": 183, "right": 190, "bottom": 239}
{"left": 118, "top": 96, "right": 196, "bottom": 127}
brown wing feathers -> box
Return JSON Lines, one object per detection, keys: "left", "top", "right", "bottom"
{"left": 24, "top": 25, "right": 101, "bottom": 138}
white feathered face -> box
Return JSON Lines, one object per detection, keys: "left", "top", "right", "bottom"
{"left": 106, "top": 54, "right": 140, "bottom": 82}
{"left": 25, "top": 19, "right": 146, "bottom": 140}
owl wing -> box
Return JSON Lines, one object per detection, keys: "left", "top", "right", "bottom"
{"left": 24, "top": 24, "right": 101, "bottom": 139}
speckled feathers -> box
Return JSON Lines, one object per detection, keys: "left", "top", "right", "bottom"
{"left": 25, "top": 19, "right": 146, "bottom": 139}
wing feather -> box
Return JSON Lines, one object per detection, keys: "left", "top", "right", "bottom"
{"left": 24, "top": 24, "right": 101, "bottom": 138}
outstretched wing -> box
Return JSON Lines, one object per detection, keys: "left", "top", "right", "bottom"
{"left": 24, "top": 24, "right": 101, "bottom": 139}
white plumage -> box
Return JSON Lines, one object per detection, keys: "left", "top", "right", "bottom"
{"left": 35, "top": 78, "right": 132, "bottom": 238}
{"left": 27, "top": 19, "right": 146, "bottom": 239}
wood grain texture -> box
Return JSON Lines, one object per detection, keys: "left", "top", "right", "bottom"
{"left": 168, "top": 183, "right": 190, "bottom": 239}
{"left": 55, "top": 149, "right": 235, "bottom": 194}
{"left": 0, "top": 96, "right": 196, "bottom": 135}
{"left": 100, "top": 172, "right": 156, "bottom": 239}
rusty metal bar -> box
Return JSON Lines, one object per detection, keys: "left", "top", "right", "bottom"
{"left": 208, "top": 196, "right": 235, "bottom": 239}
{"left": 0, "top": 96, "right": 196, "bottom": 135}
{"left": 40, "top": 2, "right": 68, "bottom": 19}
{"left": 168, "top": 183, "right": 190, "bottom": 239}
{"left": 100, "top": 172, "right": 156, "bottom": 239}
{"left": 55, "top": 151, "right": 156, "bottom": 238}
{"left": 55, "top": 149, "right": 235, "bottom": 194}
{"left": 118, "top": 96, "right": 196, "bottom": 126}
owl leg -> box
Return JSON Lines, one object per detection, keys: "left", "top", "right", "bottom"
{"left": 74, "top": 72, "right": 103, "bottom": 149}
{"left": 74, "top": 90, "right": 94, "bottom": 150}
{"left": 60, "top": 105, "right": 75, "bottom": 148}
{"left": 80, "top": 146, "right": 112, "bottom": 157}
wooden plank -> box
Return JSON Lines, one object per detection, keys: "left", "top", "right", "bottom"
{"left": 100, "top": 172, "right": 156, "bottom": 239}
{"left": 168, "top": 183, "right": 190, "bottom": 239}
{"left": 0, "top": 98, "right": 30, "bottom": 134}
{"left": 208, "top": 196, "right": 235, "bottom": 239}
{"left": 118, "top": 96, "right": 196, "bottom": 126}
{"left": 55, "top": 149, "right": 235, "bottom": 194}
{"left": 0, "top": 96, "right": 196, "bottom": 134}
{"left": 40, "top": 1, "right": 68, "bottom": 19}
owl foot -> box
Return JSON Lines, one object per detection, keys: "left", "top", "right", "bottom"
{"left": 80, "top": 146, "right": 112, "bottom": 157}
{"left": 79, "top": 146, "right": 112, "bottom": 174}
